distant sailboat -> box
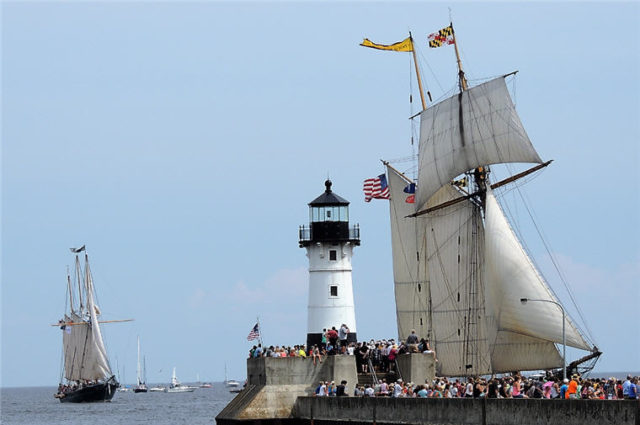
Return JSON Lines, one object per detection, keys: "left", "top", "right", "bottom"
{"left": 53, "top": 247, "right": 129, "bottom": 402}
{"left": 134, "top": 337, "right": 148, "bottom": 393}
{"left": 164, "top": 368, "right": 196, "bottom": 393}
{"left": 224, "top": 364, "right": 240, "bottom": 388}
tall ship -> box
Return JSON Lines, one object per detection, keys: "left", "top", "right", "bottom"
{"left": 54, "top": 246, "right": 121, "bottom": 402}
{"left": 365, "top": 25, "right": 602, "bottom": 378}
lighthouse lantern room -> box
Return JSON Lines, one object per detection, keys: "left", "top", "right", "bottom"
{"left": 299, "top": 180, "right": 360, "bottom": 349}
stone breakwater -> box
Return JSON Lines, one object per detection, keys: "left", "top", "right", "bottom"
{"left": 215, "top": 355, "right": 639, "bottom": 425}
{"left": 293, "top": 396, "right": 639, "bottom": 425}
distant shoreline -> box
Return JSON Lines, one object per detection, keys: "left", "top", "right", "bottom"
{"left": 3, "top": 372, "right": 640, "bottom": 390}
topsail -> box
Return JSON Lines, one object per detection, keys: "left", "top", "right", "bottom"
{"left": 417, "top": 77, "right": 542, "bottom": 207}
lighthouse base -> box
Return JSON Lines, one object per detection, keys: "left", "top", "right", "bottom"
{"left": 306, "top": 333, "right": 357, "bottom": 351}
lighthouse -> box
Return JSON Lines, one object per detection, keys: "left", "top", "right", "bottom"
{"left": 299, "top": 180, "right": 360, "bottom": 350}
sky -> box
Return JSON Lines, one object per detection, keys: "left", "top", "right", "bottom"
{"left": 2, "top": 1, "right": 639, "bottom": 388}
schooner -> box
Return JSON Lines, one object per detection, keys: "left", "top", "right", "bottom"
{"left": 364, "top": 25, "right": 601, "bottom": 378}
{"left": 54, "top": 246, "right": 129, "bottom": 402}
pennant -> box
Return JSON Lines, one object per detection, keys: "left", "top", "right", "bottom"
{"left": 360, "top": 37, "right": 413, "bottom": 52}
{"left": 428, "top": 25, "right": 454, "bottom": 48}
{"left": 405, "top": 195, "right": 415, "bottom": 204}
{"left": 403, "top": 183, "right": 416, "bottom": 194}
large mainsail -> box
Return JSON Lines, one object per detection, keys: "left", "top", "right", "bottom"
{"left": 422, "top": 185, "right": 492, "bottom": 376}
{"left": 416, "top": 77, "right": 542, "bottom": 207}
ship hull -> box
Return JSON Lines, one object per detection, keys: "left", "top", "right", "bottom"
{"left": 58, "top": 381, "right": 118, "bottom": 403}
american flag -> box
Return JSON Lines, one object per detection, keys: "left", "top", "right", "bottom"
{"left": 247, "top": 323, "right": 260, "bottom": 341}
{"left": 363, "top": 174, "right": 390, "bottom": 202}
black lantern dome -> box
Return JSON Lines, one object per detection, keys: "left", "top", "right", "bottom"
{"left": 299, "top": 180, "right": 360, "bottom": 247}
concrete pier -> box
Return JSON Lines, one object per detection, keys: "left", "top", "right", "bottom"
{"left": 293, "top": 397, "right": 639, "bottom": 425}
{"left": 215, "top": 354, "right": 638, "bottom": 425}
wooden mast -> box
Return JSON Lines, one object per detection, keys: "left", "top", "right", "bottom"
{"left": 451, "top": 22, "right": 468, "bottom": 91}
{"left": 408, "top": 32, "right": 428, "bottom": 111}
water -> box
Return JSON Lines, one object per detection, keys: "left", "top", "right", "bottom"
{"left": 1, "top": 385, "right": 236, "bottom": 425}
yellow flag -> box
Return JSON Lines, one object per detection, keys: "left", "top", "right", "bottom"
{"left": 360, "top": 37, "right": 413, "bottom": 52}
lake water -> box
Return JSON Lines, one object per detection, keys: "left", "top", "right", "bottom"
{"left": 1, "top": 384, "right": 236, "bottom": 425}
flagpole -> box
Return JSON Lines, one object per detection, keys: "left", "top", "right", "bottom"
{"left": 408, "top": 32, "right": 428, "bottom": 111}
{"left": 257, "top": 316, "right": 263, "bottom": 347}
{"left": 450, "top": 22, "right": 468, "bottom": 91}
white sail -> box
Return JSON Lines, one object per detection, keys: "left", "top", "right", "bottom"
{"left": 483, "top": 187, "right": 591, "bottom": 350}
{"left": 423, "top": 185, "right": 493, "bottom": 376}
{"left": 62, "top": 313, "right": 90, "bottom": 381}
{"left": 137, "top": 336, "right": 143, "bottom": 385}
{"left": 386, "top": 166, "right": 430, "bottom": 341}
{"left": 490, "top": 331, "right": 563, "bottom": 373}
{"left": 85, "top": 270, "right": 113, "bottom": 379}
{"left": 61, "top": 254, "right": 112, "bottom": 382}
{"left": 417, "top": 77, "right": 542, "bottom": 206}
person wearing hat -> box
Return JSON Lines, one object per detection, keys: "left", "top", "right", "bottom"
{"left": 567, "top": 375, "right": 579, "bottom": 399}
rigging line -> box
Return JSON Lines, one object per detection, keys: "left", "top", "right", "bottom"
{"left": 416, "top": 47, "right": 446, "bottom": 95}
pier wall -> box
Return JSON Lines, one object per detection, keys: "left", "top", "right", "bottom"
{"left": 246, "top": 355, "right": 357, "bottom": 388}
{"left": 217, "top": 356, "right": 357, "bottom": 424}
{"left": 293, "top": 396, "right": 640, "bottom": 425}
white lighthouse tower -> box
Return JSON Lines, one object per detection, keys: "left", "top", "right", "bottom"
{"left": 299, "top": 180, "right": 360, "bottom": 349}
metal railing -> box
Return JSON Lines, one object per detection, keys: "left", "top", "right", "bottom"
{"left": 298, "top": 224, "right": 360, "bottom": 242}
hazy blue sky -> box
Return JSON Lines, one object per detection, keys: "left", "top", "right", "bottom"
{"left": 2, "top": 2, "right": 638, "bottom": 387}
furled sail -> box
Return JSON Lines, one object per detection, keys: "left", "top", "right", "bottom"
{"left": 483, "top": 187, "right": 591, "bottom": 351}
{"left": 423, "top": 185, "right": 492, "bottom": 376}
{"left": 387, "top": 165, "right": 430, "bottom": 341}
{"left": 417, "top": 77, "right": 543, "bottom": 206}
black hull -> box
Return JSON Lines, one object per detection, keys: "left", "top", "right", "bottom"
{"left": 58, "top": 382, "right": 118, "bottom": 403}
{"left": 134, "top": 388, "right": 148, "bottom": 393}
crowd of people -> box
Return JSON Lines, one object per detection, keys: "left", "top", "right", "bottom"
{"left": 323, "top": 374, "right": 639, "bottom": 400}
{"left": 247, "top": 325, "right": 639, "bottom": 401}
{"left": 248, "top": 326, "right": 435, "bottom": 374}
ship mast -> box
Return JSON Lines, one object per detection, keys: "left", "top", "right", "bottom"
{"left": 450, "top": 22, "right": 485, "bottom": 375}
{"left": 409, "top": 32, "right": 428, "bottom": 111}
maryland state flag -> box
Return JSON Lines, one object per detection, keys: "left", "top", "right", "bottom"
{"left": 428, "top": 25, "right": 454, "bottom": 48}
{"left": 360, "top": 37, "right": 413, "bottom": 52}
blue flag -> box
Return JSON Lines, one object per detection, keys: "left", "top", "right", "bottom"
{"left": 403, "top": 183, "right": 416, "bottom": 194}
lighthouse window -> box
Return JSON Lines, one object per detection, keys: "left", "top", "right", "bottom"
{"left": 329, "top": 250, "right": 337, "bottom": 261}
{"left": 330, "top": 285, "right": 338, "bottom": 297}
